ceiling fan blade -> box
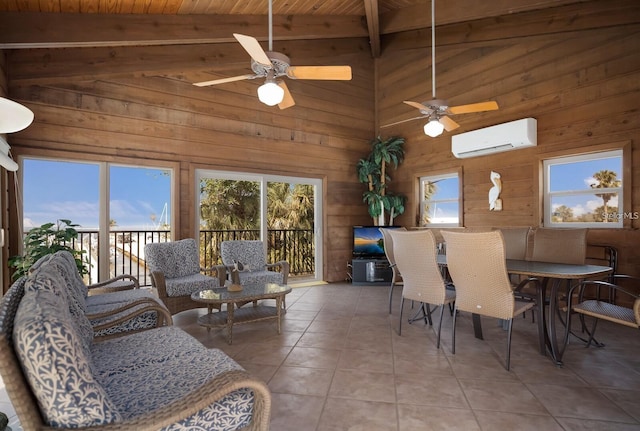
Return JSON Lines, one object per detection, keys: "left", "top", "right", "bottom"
{"left": 439, "top": 115, "right": 460, "bottom": 132}
{"left": 403, "top": 100, "right": 434, "bottom": 114}
{"left": 233, "top": 33, "right": 272, "bottom": 68}
{"left": 381, "top": 115, "right": 429, "bottom": 128}
{"left": 448, "top": 101, "right": 499, "bottom": 115}
{"left": 278, "top": 81, "right": 295, "bottom": 110}
{"left": 193, "top": 74, "right": 256, "bottom": 87}
{"left": 286, "top": 66, "right": 352, "bottom": 80}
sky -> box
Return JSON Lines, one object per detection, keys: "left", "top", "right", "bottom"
{"left": 21, "top": 153, "right": 622, "bottom": 230}
{"left": 22, "top": 160, "right": 171, "bottom": 230}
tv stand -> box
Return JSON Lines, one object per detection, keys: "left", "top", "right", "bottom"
{"left": 351, "top": 258, "right": 392, "bottom": 285}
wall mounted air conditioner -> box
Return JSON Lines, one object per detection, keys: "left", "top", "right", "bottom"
{"left": 451, "top": 117, "right": 537, "bottom": 158}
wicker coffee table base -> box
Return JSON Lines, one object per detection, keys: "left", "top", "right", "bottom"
{"left": 198, "top": 299, "right": 285, "bottom": 344}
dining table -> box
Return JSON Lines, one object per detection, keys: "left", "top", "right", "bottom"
{"left": 436, "top": 254, "right": 613, "bottom": 366}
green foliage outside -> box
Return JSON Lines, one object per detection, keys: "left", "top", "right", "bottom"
{"left": 552, "top": 169, "right": 622, "bottom": 223}
{"left": 199, "top": 179, "right": 315, "bottom": 269}
{"left": 8, "top": 219, "right": 89, "bottom": 281}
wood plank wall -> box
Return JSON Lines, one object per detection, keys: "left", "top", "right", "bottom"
{"left": 4, "top": 38, "right": 376, "bottom": 284}
{"left": 377, "top": 0, "right": 640, "bottom": 277}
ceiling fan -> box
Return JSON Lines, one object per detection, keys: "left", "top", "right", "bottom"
{"left": 193, "top": 0, "right": 352, "bottom": 109}
{"left": 383, "top": 0, "right": 499, "bottom": 137}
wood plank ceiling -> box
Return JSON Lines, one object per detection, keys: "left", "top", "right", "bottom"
{"left": 0, "top": 0, "right": 594, "bottom": 58}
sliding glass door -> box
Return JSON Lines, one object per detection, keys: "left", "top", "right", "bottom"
{"left": 197, "top": 170, "right": 322, "bottom": 283}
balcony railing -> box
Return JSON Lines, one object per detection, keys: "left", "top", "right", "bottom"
{"left": 65, "top": 228, "right": 314, "bottom": 286}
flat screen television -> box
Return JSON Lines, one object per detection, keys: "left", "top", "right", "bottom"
{"left": 352, "top": 225, "right": 402, "bottom": 259}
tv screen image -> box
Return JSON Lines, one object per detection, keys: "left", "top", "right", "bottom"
{"left": 352, "top": 226, "right": 402, "bottom": 258}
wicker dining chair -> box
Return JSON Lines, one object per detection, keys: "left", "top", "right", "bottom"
{"left": 442, "top": 230, "right": 540, "bottom": 370}
{"left": 389, "top": 229, "right": 455, "bottom": 348}
{"left": 379, "top": 226, "right": 406, "bottom": 314}
{"left": 568, "top": 274, "right": 640, "bottom": 347}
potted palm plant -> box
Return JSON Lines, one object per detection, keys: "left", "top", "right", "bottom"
{"left": 356, "top": 136, "right": 406, "bottom": 226}
{"left": 8, "top": 219, "right": 89, "bottom": 281}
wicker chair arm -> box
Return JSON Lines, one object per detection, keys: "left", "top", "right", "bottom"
{"left": 569, "top": 279, "right": 640, "bottom": 303}
{"left": 202, "top": 264, "right": 227, "bottom": 286}
{"left": 88, "top": 274, "right": 139, "bottom": 295}
{"left": 36, "top": 369, "right": 271, "bottom": 431}
{"left": 150, "top": 271, "right": 169, "bottom": 299}
{"left": 266, "top": 260, "right": 290, "bottom": 283}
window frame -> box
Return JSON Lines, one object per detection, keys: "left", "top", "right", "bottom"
{"left": 417, "top": 168, "right": 463, "bottom": 228}
{"left": 16, "top": 154, "right": 177, "bottom": 281}
{"left": 542, "top": 148, "right": 628, "bottom": 229}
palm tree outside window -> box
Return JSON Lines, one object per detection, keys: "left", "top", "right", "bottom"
{"left": 543, "top": 150, "right": 626, "bottom": 228}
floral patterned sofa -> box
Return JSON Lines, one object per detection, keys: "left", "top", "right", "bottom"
{"left": 0, "top": 254, "right": 271, "bottom": 430}
{"left": 33, "top": 250, "right": 171, "bottom": 339}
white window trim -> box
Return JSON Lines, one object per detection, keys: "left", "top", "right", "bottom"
{"left": 543, "top": 150, "right": 623, "bottom": 228}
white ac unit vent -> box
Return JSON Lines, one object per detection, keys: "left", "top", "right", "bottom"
{"left": 451, "top": 118, "right": 537, "bottom": 159}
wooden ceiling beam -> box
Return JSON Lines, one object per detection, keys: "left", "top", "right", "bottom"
{"left": 0, "top": 12, "right": 369, "bottom": 49}
{"left": 363, "top": 0, "right": 380, "bottom": 58}
{"left": 379, "top": 0, "right": 596, "bottom": 35}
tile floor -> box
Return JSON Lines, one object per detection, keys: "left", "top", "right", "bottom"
{"left": 2, "top": 282, "right": 640, "bottom": 430}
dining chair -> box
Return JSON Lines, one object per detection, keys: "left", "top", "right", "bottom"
{"left": 529, "top": 227, "right": 589, "bottom": 321}
{"left": 389, "top": 229, "right": 455, "bottom": 348}
{"left": 530, "top": 227, "right": 587, "bottom": 265}
{"left": 568, "top": 274, "right": 640, "bottom": 347}
{"left": 379, "top": 226, "right": 406, "bottom": 314}
{"left": 441, "top": 230, "right": 540, "bottom": 370}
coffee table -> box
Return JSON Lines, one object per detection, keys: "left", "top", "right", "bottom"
{"left": 191, "top": 282, "right": 292, "bottom": 344}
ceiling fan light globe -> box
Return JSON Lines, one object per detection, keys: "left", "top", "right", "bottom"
{"left": 424, "top": 119, "right": 445, "bottom": 137}
{"left": 257, "top": 82, "right": 285, "bottom": 106}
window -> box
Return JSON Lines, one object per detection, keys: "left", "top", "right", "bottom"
{"left": 419, "top": 172, "right": 461, "bottom": 227}
{"left": 543, "top": 150, "right": 627, "bottom": 228}
{"left": 20, "top": 158, "right": 173, "bottom": 283}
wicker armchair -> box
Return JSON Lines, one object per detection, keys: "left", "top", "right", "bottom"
{"left": 145, "top": 238, "right": 226, "bottom": 314}
{"left": 389, "top": 229, "right": 455, "bottom": 348}
{"left": 568, "top": 274, "right": 640, "bottom": 347}
{"left": 442, "top": 230, "right": 541, "bottom": 370}
{"left": 220, "top": 240, "right": 289, "bottom": 310}
{"left": 379, "top": 227, "right": 406, "bottom": 314}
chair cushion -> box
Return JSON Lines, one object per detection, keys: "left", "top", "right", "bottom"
{"left": 145, "top": 239, "right": 201, "bottom": 279}
{"left": 165, "top": 273, "right": 219, "bottom": 297}
{"left": 13, "top": 289, "right": 121, "bottom": 427}
{"left": 237, "top": 270, "right": 284, "bottom": 286}
{"left": 221, "top": 241, "right": 266, "bottom": 272}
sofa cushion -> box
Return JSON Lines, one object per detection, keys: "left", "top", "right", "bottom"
{"left": 145, "top": 239, "right": 201, "bottom": 279}
{"left": 92, "top": 327, "right": 254, "bottom": 430}
{"left": 24, "top": 261, "right": 94, "bottom": 354}
{"left": 89, "top": 303, "right": 160, "bottom": 338}
{"left": 13, "top": 289, "right": 121, "bottom": 427}
{"left": 85, "top": 288, "right": 160, "bottom": 309}
{"left": 165, "top": 273, "right": 219, "bottom": 297}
